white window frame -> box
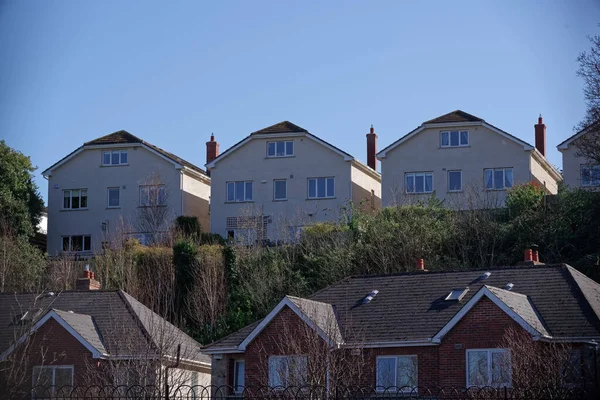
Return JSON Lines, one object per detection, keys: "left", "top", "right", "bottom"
{"left": 107, "top": 187, "right": 120, "bottom": 208}
{"left": 447, "top": 170, "right": 463, "bottom": 192}
{"left": 62, "top": 235, "right": 92, "bottom": 252}
{"left": 466, "top": 348, "right": 511, "bottom": 388}
{"left": 139, "top": 185, "right": 167, "bottom": 207}
{"left": 405, "top": 172, "right": 434, "bottom": 194}
{"left": 273, "top": 179, "right": 288, "bottom": 201}
{"left": 440, "top": 130, "right": 469, "bottom": 148}
{"left": 62, "top": 189, "right": 88, "bottom": 210}
{"left": 268, "top": 355, "right": 307, "bottom": 388}
{"left": 581, "top": 164, "right": 600, "bottom": 187}
{"left": 102, "top": 150, "right": 128, "bottom": 166}
{"left": 32, "top": 365, "right": 74, "bottom": 398}
{"left": 484, "top": 168, "right": 514, "bottom": 191}
{"left": 226, "top": 181, "right": 253, "bottom": 203}
{"left": 307, "top": 177, "right": 335, "bottom": 199}
{"left": 375, "top": 355, "right": 418, "bottom": 392}
{"left": 233, "top": 360, "right": 245, "bottom": 394}
{"left": 267, "top": 141, "right": 294, "bottom": 158}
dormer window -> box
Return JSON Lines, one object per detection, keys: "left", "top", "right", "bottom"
{"left": 267, "top": 141, "right": 294, "bottom": 158}
{"left": 441, "top": 130, "right": 469, "bottom": 147}
{"left": 103, "top": 150, "right": 128, "bottom": 165}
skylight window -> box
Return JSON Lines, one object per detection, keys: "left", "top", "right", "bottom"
{"left": 505, "top": 283, "right": 514, "bottom": 291}
{"left": 362, "top": 290, "right": 379, "bottom": 304}
{"left": 481, "top": 272, "right": 491, "bottom": 280}
{"left": 445, "top": 287, "right": 469, "bottom": 301}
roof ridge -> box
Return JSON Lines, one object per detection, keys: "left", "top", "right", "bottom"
{"left": 116, "top": 290, "right": 159, "bottom": 354}
{"left": 564, "top": 265, "right": 600, "bottom": 325}
{"left": 484, "top": 285, "right": 528, "bottom": 298}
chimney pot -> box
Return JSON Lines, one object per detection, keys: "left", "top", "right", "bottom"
{"left": 366, "top": 125, "right": 378, "bottom": 171}
{"left": 524, "top": 249, "right": 533, "bottom": 262}
{"left": 77, "top": 267, "right": 100, "bottom": 290}
{"left": 416, "top": 258, "right": 425, "bottom": 270}
{"left": 534, "top": 115, "right": 546, "bottom": 157}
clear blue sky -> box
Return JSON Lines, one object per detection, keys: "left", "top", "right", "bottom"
{"left": 1, "top": 0, "right": 598, "bottom": 203}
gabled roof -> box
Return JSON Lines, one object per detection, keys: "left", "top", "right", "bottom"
{"left": 43, "top": 130, "right": 208, "bottom": 178}
{"left": 377, "top": 110, "right": 534, "bottom": 158}
{"left": 250, "top": 121, "right": 308, "bottom": 135}
{"left": 0, "top": 290, "right": 209, "bottom": 365}
{"left": 205, "top": 264, "right": 600, "bottom": 352}
{"left": 557, "top": 119, "right": 600, "bottom": 150}
{"left": 423, "top": 110, "right": 484, "bottom": 124}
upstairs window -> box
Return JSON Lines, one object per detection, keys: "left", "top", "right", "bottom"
{"left": 227, "top": 181, "right": 253, "bottom": 202}
{"left": 139, "top": 185, "right": 166, "bottom": 206}
{"left": 466, "top": 349, "right": 511, "bottom": 388}
{"left": 103, "top": 150, "right": 128, "bottom": 165}
{"left": 308, "top": 177, "right": 335, "bottom": 199}
{"left": 63, "top": 189, "right": 88, "bottom": 209}
{"left": 405, "top": 172, "right": 433, "bottom": 194}
{"left": 267, "top": 141, "right": 294, "bottom": 158}
{"left": 268, "top": 355, "right": 307, "bottom": 387}
{"left": 62, "top": 235, "right": 91, "bottom": 252}
{"left": 484, "top": 168, "right": 513, "bottom": 190}
{"left": 376, "top": 355, "right": 418, "bottom": 391}
{"left": 581, "top": 165, "right": 600, "bottom": 187}
{"left": 441, "top": 130, "right": 469, "bottom": 147}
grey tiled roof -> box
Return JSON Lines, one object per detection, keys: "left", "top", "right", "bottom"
{"left": 423, "top": 110, "right": 484, "bottom": 124}
{"left": 0, "top": 291, "right": 209, "bottom": 364}
{"left": 250, "top": 121, "right": 308, "bottom": 135}
{"left": 287, "top": 296, "right": 343, "bottom": 344}
{"left": 206, "top": 264, "right": 600, "bottom": 350}
{"left": 485, "top": 286, "right": 550, "bottom": 337}
{"left": 52, "top": 309, "right": 108, "bottom": 355}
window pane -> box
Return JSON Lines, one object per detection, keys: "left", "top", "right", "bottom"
{"left": 317, "top": 177, "right": 326, "bottom": 198}
{"left": 63, "top": 191, "right": 71, "bottom": 209}
{"left": 72, "top": 190, "right": 80, "bottom": 209}
{"left": 84, "top": 236, "right": 91, "bottom": 251}
{"left": 425, "top": 173, "right": 433, "bottom": 192}
{"left": 308, "top": 179, "right": 316, "bottom": 198}
{"left": 72, "top": 236, "right": 83, "bottom": 251}
{"left": 140, "top": 187, "right": 149, "bottom": 206}
{"left": 415, "top": 174, "right": 424, "bottom": 193}
{"left": 245, "top": 182, "right": 253, "bottom": 201}
{"left": 81, "top": 190, "right": 87, "bottom": 208}
{"left": 460, "top": 131, "right": 469, "bottom": 145}
{"left": 468, "top": 351, "right": 489, "bottom": 386}
{"left": 236, "top": 182, "right": 245, "bottom": 202}
{"left": 234, "top": 361, "right": 245, "bottom": 392}
{"left": 276, "top": 141, "right": 285, "bottom": 156}
{"left": 32, "top": 367, "right": 53, "bottom": 396}
{"left": 227, "top": 182, "right": 235, "bottom": 202}
{"left": 449, "top": 171, "right": 461, "bottom": 191}
{"left": 450, "top": 131, "right": 459, "bottom": 146}
{"left": 112, "top": 151, "right": 120, "bottom": 165}
{"left": 267, "top": 142, "right": 276, "bottom": 157}
{"left": 485, "top": 170, "right": 493, "bottom": 189}
{"left": 504, "top": 169, "right": 513, "bottom": 188}
{"left": 326, "top": 177, "right": 335, "bottom": 197}
{"left": 274, "top": 180, "right": 286, "bottom": 200}
{"left": 441, "top": 132, "right": 449, "bottom": 147}
{"left": 592, "top": 166, "right": 600, "bottom": 185}
{"left": 269, "top": 357, "right": 285, "bottom": 387}
{"left": 108, "top": 189, "right": 119, "bottom": 207}
{"left": 376, "top": 358, "right": 396, "bottom": 388}
{"left": 55, "top": 366, "right": 73, "bottom": 388}
{"left": 406, "top": 175, "right": 414, "bottom": 193}
{"left": 494, "top": 170, "right": 504, "bottom": 189}
{"left": 286, "top": 141, "right": 294, "bottom": 155}
{"left": 120, "top": 151, "right": 128, "bottom": 164}
{"left": 397, "top": 356, "right": 417, "bottom": 388}
{"left": 149, "top": 186, "right": 157, "bottom": 206}
{"left": 491, "top": 351, "right": 511, "bottom": 386}
{"left": 103, "top": 152, "right": 111, "bottom": 165}
{"left": 158, "top": 186, "right": 166, "bottom": 205}
{"left": 62, "top": 237, "right": 70, "bottom": 251}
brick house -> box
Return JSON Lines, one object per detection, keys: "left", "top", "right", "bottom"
{"left": 0, "top": 269, "right": 211, "bottom": 398}
{"left": 204, "top": 257, "right": 600, "bottom": 393}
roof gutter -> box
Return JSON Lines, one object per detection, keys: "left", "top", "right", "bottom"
{"left": 344, "top": 338, "right": 439, "bottom": 348}
{"left": 534, "top": 336, "right": 600, "bottom": 345}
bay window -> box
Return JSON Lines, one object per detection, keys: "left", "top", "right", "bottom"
{"left": 466, "top": 349, "right": 511, "bottom": 387}
{"left": 405, "top": 172, "right": 433, "bottom": 194}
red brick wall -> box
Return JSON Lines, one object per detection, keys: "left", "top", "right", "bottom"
{"left": 239, "top": 297, "right": 530, "bottom": 390}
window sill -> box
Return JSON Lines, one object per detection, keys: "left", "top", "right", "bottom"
{"left": 225, "top": 201, "right": 254, "bottom": 204}
{"left": 306, "top": 197, "right": 336, "bottom": 200}
{"left": 100, "top": 164, "right": 129, "bottom": 167}
{"left": 439, "top": 145, "right": 471, "bottom": 149}
{"left": 273, "top": 199, "right": 288, "bottom": 202}
{"left": 265, "top": 155, "right": 295, "bottom": 159}
{"left": 60, "top": 208, "right": 89, "bottom": 212}
{"left": 106, "top": 207, "right": 121, "bottom": 209}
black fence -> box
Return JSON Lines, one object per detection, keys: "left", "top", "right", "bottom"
{"left": 25, "top": 385, "right": 591, "bottom": 400}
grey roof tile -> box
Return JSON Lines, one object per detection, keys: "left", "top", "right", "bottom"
{"left": 52, "top": 309, "right": 107, "bottom": 355}
{"left": 485, "top": 286, "right": 550, "bottom": 337}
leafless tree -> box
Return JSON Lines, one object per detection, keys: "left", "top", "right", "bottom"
{"left": 136, "top": 172, "right": 174, "bottom": 245}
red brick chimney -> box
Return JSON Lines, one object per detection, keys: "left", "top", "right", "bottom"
{"left": 534, "top": 115, "right": 546, "bottom": 157}
{"left": 416, "top": 258, "right": 427, "bottom": 271}
{"left": 366, "top": 125, "right": 378, "bottom": 171}
{"left": 206, "top": 134, "right": 219, "bottom": 175}
{"left": 76, "top": 265, "right": 101, "bottom": 291}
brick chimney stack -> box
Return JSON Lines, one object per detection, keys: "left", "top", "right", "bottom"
{"left": 206, "top": 134, "right": 219, "bottom": 176}
{"left": 366, "top": 125, "right": 378, "bottom": 171}
{"left": 534, "top": 115, "right": 546, "bottom": 157}
{"left": 76, "top": 265, "right": 101, "bottom": 291}
{"left": 416, "top": 258, "right": 427, "bottom": 271}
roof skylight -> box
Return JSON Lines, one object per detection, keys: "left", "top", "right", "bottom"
{"left": 362, "top": 290, "right": 379, "bottom": 304}
{"left": 445, "top": 287, "right": 469, "bottom": 301}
